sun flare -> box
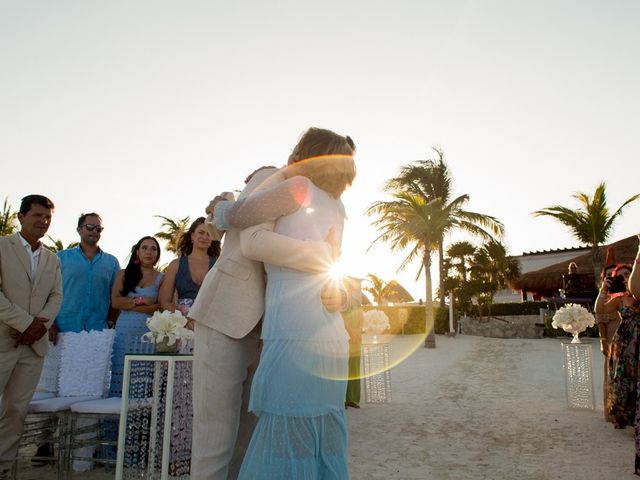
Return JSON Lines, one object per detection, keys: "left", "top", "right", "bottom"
{"left": 328, "top": 260, "right": 345, "bottom": 280}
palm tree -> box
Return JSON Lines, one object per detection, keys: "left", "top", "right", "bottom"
{"left": 44, "top": 236, "right": 79, "bottom": 252}
{"left": 441, "top": 241, "right": 478, "bottom": 316}
{"left": 369, "top": 151, "right": 505, "bottom": 348}
{"left": 470, "top": 240, "right": 521, "bottom": 302}
{"left": 532, "top": 182, "right": 639, "bottom": 286}
{"left": 367, "top": 192, "right": 448, "bottom": 348}
{"left": 155, "top": 215, "right": 190, "bottom": 254}
{"left": 445, "top": 241, "right": 476, "bottom": 282}
{"left": 385, "top": 148, "right": 504, "bottom": 309}
{"left": 363, "top": 273, "right": 389, "bottom": 305}
{"left": 0, "top": 197, "right": 19, "bottom": 236}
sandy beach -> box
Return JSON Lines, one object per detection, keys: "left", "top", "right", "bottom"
{"left": 348, "top": 334, "right": 634, "bottom": 479}
{"left": 16, "top": 334, "right": 636, "bottom": 479}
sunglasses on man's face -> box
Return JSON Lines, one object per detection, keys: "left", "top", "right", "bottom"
{"left": 82, "top": 224, "right": 104, "bottom": 232}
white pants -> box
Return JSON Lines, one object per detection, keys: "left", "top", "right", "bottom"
{"left": 191, "top": 322, "right": 261, "bottom": 480}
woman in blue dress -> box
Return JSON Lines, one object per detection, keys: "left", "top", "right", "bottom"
{"left": 109, "top": 236, "right": 164, "bottom": 396}
{"left": 237, "top": 128, "right": 356, "bottom": 479}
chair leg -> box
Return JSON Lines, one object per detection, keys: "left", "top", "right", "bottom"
{"left": 59, "top": 412, "right": 71, "bottom": 480}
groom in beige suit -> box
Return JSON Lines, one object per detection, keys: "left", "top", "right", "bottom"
{"left": 190, "top": 130, "right": 348, "bottom": 479}
{"left": 0, "top": 194, "right": 62, "bottom": 478}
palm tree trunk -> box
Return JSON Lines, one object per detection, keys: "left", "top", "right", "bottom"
{"left": 438, "top": 241, "right": 445, "bottom": 308}
{"left": 423, "top": 252, "right": 436, "bottom": 349}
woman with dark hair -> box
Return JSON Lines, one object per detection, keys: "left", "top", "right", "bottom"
{"left": 595, "top": 262, "right": 640, "bottom": 474}
{"left": 159, "top": 217, "right": 219, "bottom": 330}
{"left": 109, "top": 236, "right": 163, "bottom": 396}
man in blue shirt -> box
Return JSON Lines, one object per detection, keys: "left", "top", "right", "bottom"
{"left": 51, "top": 213, "right": 120, "bottom": 341}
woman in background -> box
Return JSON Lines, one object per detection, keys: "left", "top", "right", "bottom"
{"left": 159, "top": 216, "right": 219, "bottom": 331}
{"left": 595, "top": 259, "right": 639, "bottom": 475}
{"left": 109, "top": 236, "right": 163, "bottom": 396}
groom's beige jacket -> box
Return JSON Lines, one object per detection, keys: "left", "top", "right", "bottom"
{"left": 189, "top": 167, "right": 333, "bottom": 339}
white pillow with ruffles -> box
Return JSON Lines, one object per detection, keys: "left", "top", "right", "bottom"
{"left": 57, "top": 329, "right": 116, "bottom": 397}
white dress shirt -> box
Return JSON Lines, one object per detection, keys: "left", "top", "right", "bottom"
{"left": 18, "top": 233, "right": 42, "bottom": 280}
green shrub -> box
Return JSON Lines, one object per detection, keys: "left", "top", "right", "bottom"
{"left": 361, "top": 305, "right": 455, "bottom": 335}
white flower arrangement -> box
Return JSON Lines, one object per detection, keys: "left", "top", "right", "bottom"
{"left": 363, "top": 309, "right": 391, "bottom": 335}
{"left": 551, "top": 303, "right": 595, "bottom": 339}
{"left": 141, "top": 310, "right": 194, "bottom": 346}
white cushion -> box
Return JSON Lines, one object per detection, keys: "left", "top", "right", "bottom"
{"left": 31, "top": 392, "right": 55, "bottom": 401}
{"left": 29, "top": 395, "right": 100, "bottom": 413}
{"left": 57, "top": 330, "right": 115, "bottom": 397}
{"left": 70, "top": 396, "right": 122, "bottom": 414}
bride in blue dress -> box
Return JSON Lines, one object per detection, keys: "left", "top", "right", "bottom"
{"left": 237, "top": 128, "right": 356, "bottom": 479}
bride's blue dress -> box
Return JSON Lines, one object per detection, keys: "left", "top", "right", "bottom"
{"left": 238, "top": 180, "right": 350, "bottom": 479}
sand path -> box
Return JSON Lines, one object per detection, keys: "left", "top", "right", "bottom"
{"left": 348, "top": 334, "right": 634, "bottom": 479}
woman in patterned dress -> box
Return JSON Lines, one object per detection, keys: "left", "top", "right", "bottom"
{"left": 595, "top": 262, "right": 639, "bottom": 474}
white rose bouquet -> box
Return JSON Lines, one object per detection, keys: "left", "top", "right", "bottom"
{"left": 142, "top": 310, "right": 194, "bottom": 349}
{"left": 551, "top": 303, "right": 595, "bottom": 343}
{"left": 363, "top": 309, "right": 391, "bottom": 335}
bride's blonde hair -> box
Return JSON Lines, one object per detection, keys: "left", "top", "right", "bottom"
{"left": 286, "top": 127, "right": 356, "bottom": 198}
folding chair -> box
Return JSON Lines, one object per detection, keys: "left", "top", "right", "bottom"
{"left": 17, "top": 330, "right": 115, "bottom": 479}
{"left": 66, "top": 331, "right": 152, "bottom": 477}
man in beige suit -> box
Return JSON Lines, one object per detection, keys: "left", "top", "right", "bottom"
{"left": 0, "top": 195, "right": 62, "bottom": 478}
{"left": 190, "top": 129, "right": 349, "bottom": 479}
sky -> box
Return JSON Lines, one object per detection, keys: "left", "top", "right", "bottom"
{"left": 2, "top": 0, "right": 639, "bottom": 301}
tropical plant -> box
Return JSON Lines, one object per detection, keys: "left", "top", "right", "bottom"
{"left": 369, "top": 150, "right": 505, "bottom": 346}
{"left": 532, "top": 182, "right": 639, "bottom": 286}
{"left": 363, "top": 273, "right": 389, "bottom": 305}
{"left": 445, "top": 241, "right": 476, "bottom": 282}
{"left": 367, "top": 191, "right": 445, "bottom": 347}
{"left": 0, "top": 197, "right": 19, "bottom": 236}
{"left": 155, "top": 215, "right": 190, "bottom": 254}
{"left": 470, "top": 240, "right": 521, "bottom": 302}
{"left": 44, "top": 236, "right": 79, "bottom": 252}
{"left": 385, "top": 148, "right": 504, "bottom": 309}
{"left": 441, "top": 241, "right": 479, "bottom": 315}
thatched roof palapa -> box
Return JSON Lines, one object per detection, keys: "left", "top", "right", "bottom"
{"left": 514, "top": 235, "right": 639, "bottom": 296}
{"left": 383, "top": 280, "right": 415, "bottom": 303}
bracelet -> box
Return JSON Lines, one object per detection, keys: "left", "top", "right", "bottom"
{"left": 134, "top": 297, "right": 145, "bottom": 306}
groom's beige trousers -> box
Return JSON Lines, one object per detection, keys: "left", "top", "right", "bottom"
{"left": 191, "top": 322, "right": 261, "bottom": 480}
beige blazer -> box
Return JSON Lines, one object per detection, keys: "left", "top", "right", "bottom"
{"left": 0, "top": 233, "right": 63, "bottom": 356}
{"left": 189, "top": 168, "right": 332, "bottom": 339}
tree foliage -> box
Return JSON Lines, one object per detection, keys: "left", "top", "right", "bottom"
{"left": 532, "top": 182, "right": 639, "bottom": 284}
{"left": 0, "top": 197, "right": 19, "bottom": 236}
{"left": 366, "top": 148, "right": 505, "bottom": 345}
{"left": 155, "top": 215, "right": 191, "bottom": 254}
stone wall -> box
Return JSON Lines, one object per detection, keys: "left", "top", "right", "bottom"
{"left": 459, "top": 314, "right": 544, "bottom": 339}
